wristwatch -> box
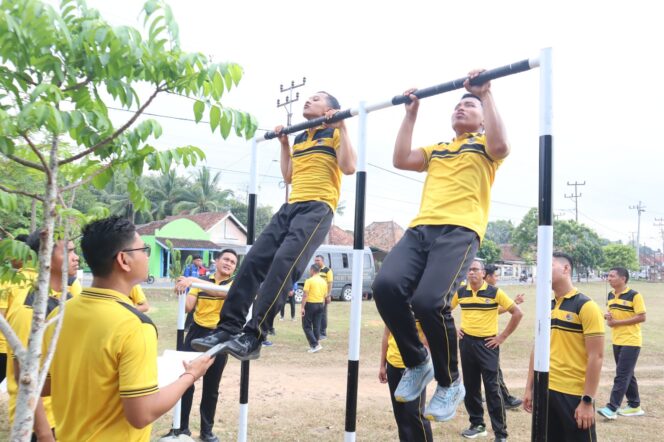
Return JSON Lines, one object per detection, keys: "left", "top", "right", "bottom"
{"left": 581, "top": 395, "right": 594, "bottom": 405}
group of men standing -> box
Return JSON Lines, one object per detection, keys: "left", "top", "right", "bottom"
{"left": 0, "top": 64, "right": 648, "bottom": 442}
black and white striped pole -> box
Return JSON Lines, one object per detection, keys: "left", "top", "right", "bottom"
{"left": 532, "top": 47, "right": 553, "bottom": 441}
{"left": 344, "top": 101, "right": 367, "bottom": 442}
{"left": 167, "top": 288, "right": 187, "bottom": 435}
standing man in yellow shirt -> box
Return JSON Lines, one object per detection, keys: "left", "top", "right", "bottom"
{"left": 373, "top": 70, "right": 510, "bottom": 421}
{"left": 524, "top": 252, "right": 604, "bottom": 442}
{"left": 379, "top": 324, "right": 432, "bottom": 442}
{"left": 452, "top": 260, "right": 522, "bottom": 440}
{"left": 597, "top": 267, "right": 646, "bottom": 420}
{"left": 315, "top": 254, "right": 333, "bottom": 339}
{"left": 44, "top": 216, "right": 214, "bottom": 442}
{"left": 192, "top": 92, "right": 356, "bottom": 360}
{"left": 301, "top": 264, "right": 328, "bottom": 353}
{"left": 174, "top": 249, "right": 238, "bottom": 442}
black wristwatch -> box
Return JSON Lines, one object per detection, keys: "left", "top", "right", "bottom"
{"left": 581, "top": 395, "right": 594, "bottom": 405}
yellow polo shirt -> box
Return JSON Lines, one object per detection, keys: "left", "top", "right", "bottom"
{"left": 0, "top": 268, "right": 38, "bottom": 354}
{"left": 549, "top": 289, "right": 604, "bottom": 396}
{"left": 188, "top": 275, "right": 233, "bottom": 329}
{"left": 409, "top": 133, "right": 502, "bottom": 240}
{"left": 451, "top": 282, "right": 514, "bottom": 337}
{"left": 304, "top": 275, "right": 328, "bottom": 304}
{"left": 289, "top": 126, "right": 342, "bottom": 211}
{"left": 129, "top": 285, "right": 147, "bottom": 307}
{"left": 386, "top": 322, "right": 425, "bottom": 369}
{"left": 45, "top": 287, "right": 159, "bottom": 442}
{"left": 607, "top": 287, "right": 646, "bottom": 347}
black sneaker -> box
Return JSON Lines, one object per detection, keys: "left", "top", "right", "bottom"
{"left": 200, "top": 431, "right": 220, "bottom": 442}
{"left": 461, "top": 424, "right": 487, "bottom": 439}
{"left": 223, "top": 333, "right": 262, "bottom": 361}
{"left": 161, "top": 428, "right": 191, "bottom": 438}
{"left": 191, "top": 330, "right": 237, "bottom": 352}
{"left": 504, "top": 396, "right": 523, "bottom": 410}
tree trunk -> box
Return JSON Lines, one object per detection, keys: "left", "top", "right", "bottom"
{"left": 11, "top": 137, "right": 59, "bottom": 441}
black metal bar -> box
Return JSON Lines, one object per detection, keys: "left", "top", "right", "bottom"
{"left": 352, "top": 172, "right": 366, "bottom": 250}
{"left": 531, "top": 371, "right": 549, "bottom": 441}
{"left": 344, "top": 360, "right": 360, "bottom": 433}
{"left": 538, "top": 135, "right": 553, "bottom": 226}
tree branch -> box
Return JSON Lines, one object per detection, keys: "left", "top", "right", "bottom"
{"left": 61, "top": 77, "right": 91, "bottom": 92}
{"left": 0, "top": 184, "right": 44, "bottom": 202}
{"left": 59, "top": 87, "right": 163, "bottom": 166}
{"left": 0, "top": 314, "right": 25, "bottom": 358}
{"left": 21, "top": 133, "right": 51, "bottom": 181}
{"left": 59, "top": 160, "right": 116, "bottom": 193}
{"left": 4, "top": 153, "right": 45, "bottom": 172}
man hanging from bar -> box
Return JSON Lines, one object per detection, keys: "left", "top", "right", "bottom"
{"left": 373, "top": 69, "right": 510, "bottom": 422}
{"left": 190, "top": 92, "right": 356, "bottom": 360}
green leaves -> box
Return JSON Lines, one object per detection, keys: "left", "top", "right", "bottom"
{"left": 193, "top": 100, "right": 204, "bottom": 123}
{"left": 0, "top": 189, "right": 18, "bottom": 211}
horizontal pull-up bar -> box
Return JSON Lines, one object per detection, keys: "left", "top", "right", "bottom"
{"left": 189, "top": 282, "right": 230, "bottom": 293}
{"left": 259, "top": 56, "right": 539, "bottom": 142}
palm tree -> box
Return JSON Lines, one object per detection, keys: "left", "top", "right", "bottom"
{"left": 173, "top": 166, "right": 233, "bottom": 215}
{"left": 145, "top": 170, "right": 188, "bottom": 220}
{"left": 102, "top": 170, "right": 152, "bottom": 224}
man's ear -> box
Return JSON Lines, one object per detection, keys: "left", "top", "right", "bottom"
{"left": 116, "top": 251, "right": 131, "bottom": 273}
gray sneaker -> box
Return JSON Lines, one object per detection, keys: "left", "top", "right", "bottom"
{"left": 424, "top": 377, "right": 466, "bottom": 421}
{"left": 394, "top": 356, "right": 434, "bottom": 403}
{"left": 461, "top": 424, "right": 487, "bottom": 439}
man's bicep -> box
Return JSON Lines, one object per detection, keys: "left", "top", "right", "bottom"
{"left": 584, "top": 335, "right": 604, "bottom": 356}
{"left": 118, "top": 324, "right": 159, "bottom": 399}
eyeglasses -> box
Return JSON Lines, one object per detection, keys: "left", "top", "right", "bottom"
{"left": 468, "top": 267, "right": 482, "bottom": 272}
{"left": 121, "top": 245, "right": 151, "bottom": 257}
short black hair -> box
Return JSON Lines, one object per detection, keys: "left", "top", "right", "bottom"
{"left": 610, "top": 267, "right": 630, "bottom": 283}
{"left": 315, "top": 254, "right": 325, "bottom": 261}
{"left": 192, "top": 254, "right": 202, "bottom": 260}
{"left": 318, "top": 91, "right": 340, "bottom": 110}
{"left": 310, "top": 263, "right": 321, "bottom": 273}
{"left": 461, "top": 93, "right": 482, "bottom": 103}
{"left": 484, "top": 264, "right": 498, "bottom": 277}
{"left": 81, "top": 216, "right": 136, "bottom": 278}
{"left": 15, "top": 234, "right": 28, "bottom": 242}
{"left": 25, "top": 230, "right": 42, "bottom": 253}
{"left": 553, "top": 251, "right": 574, "bottom": 273}
{"left": 214, "top": 249, "right": 237, "bottom": 260}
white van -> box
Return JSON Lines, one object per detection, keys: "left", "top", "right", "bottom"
{"left": 293, "top": 245, "right": 375, "bottom": 303}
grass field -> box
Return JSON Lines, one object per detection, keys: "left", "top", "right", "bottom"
{"left": 1, "top": 281, "right": 662, "bottom": 441}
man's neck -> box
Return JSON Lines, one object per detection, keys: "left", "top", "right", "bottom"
{"left": 50, "top": 272, "right": 63, "bottom": 293}
{"left": 612, "top": 283, "right": 627, "bottom": 294}
{"left": 91, "top": 276, "right": 134, "bottom": 297}
{"left": 553, "top": 280, "right": 575, "bottom": 299}
{"left": 469, "top": 281, "right": 483, "bottom": 292}
{"left": 215, "top": 271, "right": 230, "bottom": 281}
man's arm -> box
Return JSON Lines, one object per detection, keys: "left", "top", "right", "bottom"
{"left": 499, "top": 293, "right": 524, "bottom": 314}
{"left": 485, "top": 304, "right": 523, "bottom": 349}
{"left": 574, "top": 335, "right": 604, "bottom": 429}
{"left": 329, "top": 116, "right": 357, "bottom": 175}
{"left": 464, "top": 70, "right": 510, "bottom": 160}
{"left": 275, "top": 125, "right": 293, "bottom": 183}
{"left": 185, "top": 294, "right": 197, "bottom": 313}
{"left": 606, "top": 312, "right": 646, "bottom": 327}
{"left": 378, "top": 326, "right": 389, "bottom": 383}
{"left": 134, "top": 299, "right": 150, "bottom": 313}
{"left": 121, "top": 355, "right": 214, "bottom": 429}
{"left": 393, "top": 89, "right": 426, "bottom": 171}
{"left": 523, "top": 349, "right": 535, "bottom": 412}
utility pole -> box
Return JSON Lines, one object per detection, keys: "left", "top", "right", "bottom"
{"left": 277, "top": 77, "right": 306, "bottom": 203}
{"left": 629, "top": 201, "right": 646, "bottom": 266}
{"left": 564, "top": 181, "right": 585, "bottom": 223}
{"left": 655, "top": 218, "right": 664, "bottom": 268}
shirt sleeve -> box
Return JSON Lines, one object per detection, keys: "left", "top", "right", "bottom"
{"left": 450, "top": 292, "right": 459, "bottom": 310}
{"left": 188, "top": 287, "right": 200, "bottom": 298}
{"left": 326, "top": 270, "right": 333, "bottom": 283}
{"left": 129, "top": 285, "right": 147, "bottom": 305}
{"left": 333, "top": 128, "right": 341, "bottom": 149}
{"left": 579, "top": 301, "right": 605, "bottom": 337}
{"left": 304, "top": 279, "right": 311, "bottom": 293}
{"left": 418, "top": 144, "right": 437, "bottom": 171}
{"left": 496, "top": 289, "right": 515, "bottom": 311}
{"left": 632, "top": 293, "right": 646, "bottom": 314}
{"left": 118, "top": 322, "right": 159, "bottom": 398}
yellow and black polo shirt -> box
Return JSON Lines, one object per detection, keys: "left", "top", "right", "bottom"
{"left": 607, "top": 287, "right": 646, "bottom": 347}
{"left": 129, "top": 284, "right": 147, "bottom": 307}
{"left": 409, "top": 133, "right": 502, "bottom": 240}
{"left": 304, "top": 275, "right": 328, "bottom": 304}
{"left": 288, "top": 126, "right": 342, "bottom": 211}
{"left": 44, "top": 287, "right": 158, "bottom": 442}
{"left": 0, "top": 268, "right": 37, "bottom": 354}
{"left": 188, "top": 274, "right": 233, "bottom": 329}
{"left": 6, "top": 289, "right": 65, "bottom": 429}
{"left": 451, "top": 282, "right": 514, "bottom": 337}
{"left": 387, "top": 322, "right": 425, "bottom": 369}
{"left": 550, "top": 289, "right": 604, "bottom": 396}
{"left": 319, "top": 266, "right": 333, "bottom": 285}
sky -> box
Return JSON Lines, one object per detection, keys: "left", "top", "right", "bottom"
{"left": 80, "top": 0, "right": 663, "bottom": 251}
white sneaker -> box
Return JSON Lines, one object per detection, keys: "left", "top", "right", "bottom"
{"left": 307, "top": 344, "right": 323, "bottom": 353}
